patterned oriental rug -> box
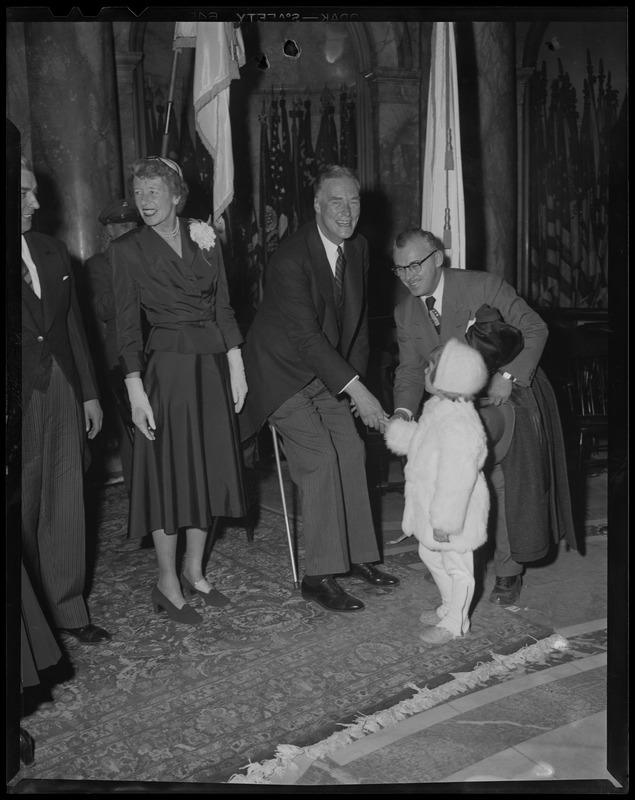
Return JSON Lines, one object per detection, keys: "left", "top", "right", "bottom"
{"left": 18, "top": 482, "right": 555, "bottom": 787}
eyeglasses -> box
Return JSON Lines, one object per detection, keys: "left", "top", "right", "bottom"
{"left": 391, "top": 250, "right": 438, "bottom": 278}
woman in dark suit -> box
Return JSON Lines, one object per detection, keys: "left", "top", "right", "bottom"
{"left": 111, "top": 157, "right": 247, "bottom": 626}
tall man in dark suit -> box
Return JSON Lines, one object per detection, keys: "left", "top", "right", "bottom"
{"left": 390, "top": 228, "right": 575, "bottom": 606}
{"left": 241, "top": 165, "right": 399, "bottom": 612}
{"left": 21, "top": 156, "right": 111, "bottom": 645}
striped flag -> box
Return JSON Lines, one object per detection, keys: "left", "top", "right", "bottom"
{"left": 173, "top": 22, "right": 245, "bottom": 223}
{"left": 421, "top": 22, "right": 466, "bottom": 270}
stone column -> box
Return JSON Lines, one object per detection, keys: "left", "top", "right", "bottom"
{"left": 24, "top": 21, "right": 123, "bottom": 262}
{"left": 471, "top": 22, "right": 517, "bottom": 285}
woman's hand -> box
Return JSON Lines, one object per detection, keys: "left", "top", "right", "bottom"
{"left": 125, "top": 375, "right": 156, "bottom": 441}
{"left": 432, "top": 528, "right": 451, "bottom": 543}
{"left": 227, "top": 348, "right": 248, "bottom": 413}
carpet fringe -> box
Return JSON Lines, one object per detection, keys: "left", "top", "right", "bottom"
{"left": 227, "top": 633, "right": 569, "bottom": 784}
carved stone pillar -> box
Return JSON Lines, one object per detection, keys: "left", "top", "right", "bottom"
{"left": 24, "top": 21, "right": 123, "bottom": 262}
{"left": 472, "top": 22, "right": 517, "bottom": 285}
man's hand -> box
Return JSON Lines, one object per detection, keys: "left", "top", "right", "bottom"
{"left": 344, "top": 380, "right": 389, "bottom": 431}
{"left": 125, "top": 375, "right": 156, "bottom": 441}
{"left": 487, "top": 371, "right": 514, "bottom": 406}
{"left": 432, "top": 528, "right": 450, "bottom": 543}
{"left": 84, "top": 399, "right": 103, "bottom": 440}
{"left": 389, "top": 409, "right": 411, "bottom": 423}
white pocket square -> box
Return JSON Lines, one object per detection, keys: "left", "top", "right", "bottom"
{"left": 63, "top": 275, "right": 69, "bottom": 281}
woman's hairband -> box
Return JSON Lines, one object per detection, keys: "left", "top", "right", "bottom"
{"left": 145, "top": 156, "right": 183, "bottom": 178}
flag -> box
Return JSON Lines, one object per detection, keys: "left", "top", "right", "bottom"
{"left": 258, "top": 101, "right": 278, "bottom": 263}
{"left": 143, "top": 82, "right": 158, "bottom": 156}
{"left": 421, "top": 22, "right": 466, "bottom": 270}
{"left": 290, "top": 97, "right": 303, "bottom": 222}
{"left": 315, "top": 88, "right": 338, "bottom": 171}
{"left": 173, "top": 22, "right": 245, "bottom": 223}
{"left": 279, "top": 90, "right": 298, "bottom": 236}
{"left": 297, "top": 98, "right": 317, "bottom": 224}
{"left": 346, "top": 92, "right": 357, "bottom": 170}
{"left": 339, "top": 86, "right": 349, "bottom": 167}
{"left": 269, "top": 93, "right": 289, "bottom": 242}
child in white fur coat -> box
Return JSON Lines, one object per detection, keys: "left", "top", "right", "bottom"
{"left": 385, "top": 338, "right": 490, "bottom": 645}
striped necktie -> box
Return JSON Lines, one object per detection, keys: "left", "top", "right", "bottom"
{"left": 335, "top": 245, "right": 346, "bottom": 303}
{"left": 425, "top": 296, "right": 441, "bottom": 334}
{"left": 22, "top": 259, "right": 35, "bottom": 291}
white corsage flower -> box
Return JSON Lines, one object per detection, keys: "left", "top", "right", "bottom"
{"left": 189, "top": 219, "right": 216, "bottom": 251}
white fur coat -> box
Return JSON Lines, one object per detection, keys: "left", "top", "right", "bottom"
{"left": 385, "top": 396, "right": 490, "bottom": 553}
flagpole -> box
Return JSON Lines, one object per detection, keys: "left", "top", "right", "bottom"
{"left": 161, "top": 48, "right": 180, "bottom": 158}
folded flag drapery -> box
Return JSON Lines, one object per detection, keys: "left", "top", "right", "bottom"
{"left": 173, "top": 22, "right": 245, "bottom": 223}
{"left": 421, "top": 21, "right": 465, "bottom": 270}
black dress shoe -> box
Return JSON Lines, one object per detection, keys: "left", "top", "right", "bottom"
{"left": 301, "top": 577, "right": 365, "bottom": 612}
{"left": 488, "top": 575, "right": 522, "bottom": 606}
{"left": 350, "top": 563, "right": 400, "bottom": 587}
{"left": 58, "top": 623, "right": 112, "bottom": 644}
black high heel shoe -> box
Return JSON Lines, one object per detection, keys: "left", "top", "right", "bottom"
{"left": 151, "top": 585, "right": 202, "bottom": 625}
{"left": 180, "top": 573, "right": 231, "bottom": 608}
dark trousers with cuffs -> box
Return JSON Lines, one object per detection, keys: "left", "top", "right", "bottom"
{"left": 268, "top": 378, "right": 380, "bottom": 577}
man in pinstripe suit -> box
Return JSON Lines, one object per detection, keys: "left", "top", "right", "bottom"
{"left": 21, "top": 157, "right": 111, "bottom": 645}
{"left": 241, "top": 165, "right": 400, "bottom": 612}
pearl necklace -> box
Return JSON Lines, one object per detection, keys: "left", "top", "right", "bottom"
{"left": 155, "top": 220, "right": 180, "bottom": 238}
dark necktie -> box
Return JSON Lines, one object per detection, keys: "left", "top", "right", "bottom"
{"left": 425, "top": 296, "right": 441, "bottom": 334}
{"left": 335, "top": 245, "right": 346, "bottom": 303}
{"left": 22, "top": 259, "right": 35, "bottom": 291}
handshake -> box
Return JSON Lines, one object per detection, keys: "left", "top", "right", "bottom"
{"left": 345, "top": 380, "right": 412, "bottom": 432}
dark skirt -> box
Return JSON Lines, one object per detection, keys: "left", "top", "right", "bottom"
{"left": 128, "top": 351, "right": 247, "bottom": 538}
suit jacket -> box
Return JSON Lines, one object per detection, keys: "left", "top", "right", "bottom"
{"left": 110, "top": 220, "right": 243, "bottom": 375}
{"left": 240, "top": 221, "right": 369, "bottom": 439}
{"left": 22, "top": 231, "right": 99, "bottom": 409}
{"left": 84, "top": 250, "right": 119, "bottom": 370}
{"left": 393, "top": 267, "right": 549, "bottom": 414}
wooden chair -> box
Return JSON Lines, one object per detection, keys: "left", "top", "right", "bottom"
{"left": 562, "top": 322, "right": 609, "bottom": 478}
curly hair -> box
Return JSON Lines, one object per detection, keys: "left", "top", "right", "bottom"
{"left": 129, "top": 157, "right": 189, "bottom": 213}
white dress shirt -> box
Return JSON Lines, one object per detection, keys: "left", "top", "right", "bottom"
{"left": 21, "top": 235, "right": 42, "bottom": 299}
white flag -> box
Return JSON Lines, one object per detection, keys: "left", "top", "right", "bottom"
{"left": 421, "top": 22, "right": 465, "bottom": 270}
{"left": 174, "top": 22, "right": 245, "bottom": 222}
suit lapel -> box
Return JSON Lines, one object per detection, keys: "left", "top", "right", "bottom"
{"left": 439, "top": 269, "right": 473, "bottom": 342}
{"left": 25, "top": 233, "right": 65, "bottom": 331}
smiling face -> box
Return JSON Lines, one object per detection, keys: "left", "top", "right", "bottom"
{"left": 392, "top": 237, "right": 443, "bottom": 297}
{"left": 314, "top": 176, "right": 361, "bottom": 244}
{"left": 21, "top": 168, "right": 40, "bottom": 234}
{"left": 132, "top": 176, "right": 179, "bottom": 231}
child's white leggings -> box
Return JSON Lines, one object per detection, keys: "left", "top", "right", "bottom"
{"left": 417, "top": 543, "right": 475, "bottom": 636}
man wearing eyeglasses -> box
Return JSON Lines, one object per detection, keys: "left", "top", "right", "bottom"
{"left": 389, "top": 228, "right": 575, "bottom": 608}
